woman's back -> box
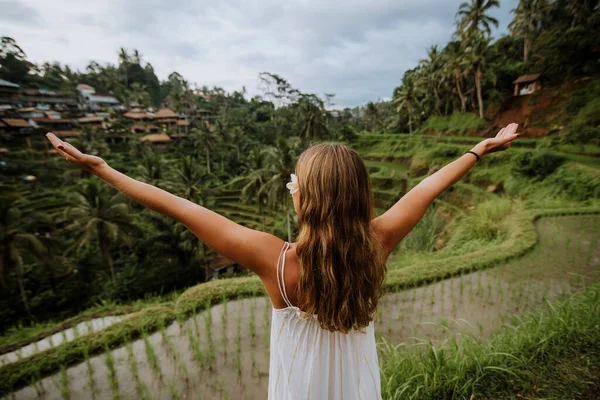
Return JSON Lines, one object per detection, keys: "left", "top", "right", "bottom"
{"left": 268, "top": 241, "right": 382, "bottom": 400}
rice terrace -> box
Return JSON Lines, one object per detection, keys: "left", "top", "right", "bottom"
{"left": 1, "top": 0, "right": 600, "bottom": 399}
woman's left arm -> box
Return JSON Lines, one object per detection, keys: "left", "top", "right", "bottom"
{"left": 46, "top": 133, "right": 283, "bottom": 277}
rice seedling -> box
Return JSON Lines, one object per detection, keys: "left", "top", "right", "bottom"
{"left": 249, "top": 296, "right": 257, "bottom": 348}
{"left": 59, "top": 365, "right": 70, "bottom": 400}
{"left": 220, "top": 293, "right": 228, "bottom": 355}
{"left": 83, "top": 347, "right": 96, "bottom": 397}
{"left": 126, "top": 342, "right": 149, "bottom": 400}
{"left": 143, "top": 334, "right": 162, "bottom": 378}
{"left": 203, "top": 299, "right": 215, "bottom": 368}
{"left": 263, "top": 296, "right": 271, "bottom": 348}
{"left": 186, "top": 325, "right": 206, "bottom": 369}
{"left": 160, "top": 325, "right": 189, "bottom": 382}
{"left": 104, "top": 343, "right": 120, "bottom": 400}
{"left": 167, "top": 381, "right": 180, "bottom": 400}
{"left": 233, "top": 301, "right": 243, "bottom": 377}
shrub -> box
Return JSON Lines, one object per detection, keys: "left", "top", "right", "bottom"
{"left": 512, "top": 151, "right": 566, "bottom": 180}
{"left": 419, "top": 113, "right": 488, "bottom": 136}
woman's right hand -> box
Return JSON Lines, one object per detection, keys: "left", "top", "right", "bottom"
{"left": 46, "top": 132, "right": 107, "bottom": 173}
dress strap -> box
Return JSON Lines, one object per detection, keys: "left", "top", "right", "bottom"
{"left": 276, "top": 241, "right": 294, "bottom": 308}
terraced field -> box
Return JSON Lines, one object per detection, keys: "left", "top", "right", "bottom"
{"left": 2, "top": 134, "right": 599, "bottom": 399}
{"left": 4, "top": 214, "right": 598, "bottom": 400}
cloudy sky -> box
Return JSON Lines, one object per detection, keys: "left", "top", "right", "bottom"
{"left": 2, "top": 0, "right": 518, "bottom": 107}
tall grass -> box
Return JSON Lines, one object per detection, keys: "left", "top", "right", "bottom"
{"left": 380, "top": 282, "right": 600, "bottom": 399}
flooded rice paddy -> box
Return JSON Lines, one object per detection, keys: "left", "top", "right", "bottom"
{"left": 6, "top": 215, "right": 600, "bottom": 400}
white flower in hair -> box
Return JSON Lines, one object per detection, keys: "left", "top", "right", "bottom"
{"left": 286, "top": 173, "right": 299, "bottom": 194}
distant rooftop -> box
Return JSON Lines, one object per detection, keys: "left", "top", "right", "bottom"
{"left": 513, "top": 73, "right": 542, "bottom": 84}
{"left": 0, "top": 79, "right": 19, "bottom": 88}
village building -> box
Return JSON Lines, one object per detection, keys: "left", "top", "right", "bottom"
{"left": 176, "top": 119, "right": 190, "bottom": 135}
{"left": 76, "top": 84, "right": 121, "bottom": 110}
{"left": 0, "top": 118, "right": 33, "bottom": 135}
{"left": 153, "top": 108, "right": 179, "bottom": 130}
{"left": 513, "top": 73, "right": 543, "bottom": 96}
{"left": 77, "top": 116, "right": 105, "bottom": 128}
{"left": 0, "top": 79, "right": 21, "bottom": 106}
{"left": 208, "top": 255, "right": 243, "bottom": 280}
{"left": 139, "top": 132, "right": 171, "bottom": 150}
{"left": 30, "top": 117, "right": 76, "bottom": 132}
{"left": 19, "top": 88, "right": 78, "bottom": 110}
{"left": 123, "top": 109, "right": 153, "bottom": 120}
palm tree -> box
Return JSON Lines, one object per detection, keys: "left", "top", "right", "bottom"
{"left": 0, "top": 197, "right": 48, "bottom": 318}
{"left": 118, "top": 47, "right": 131, "bottom": 88}
{"left": 419, "top": 45, "right": 445, "bottom": 115}
{"left": 129, "top": 82, "right": 151, "bottom": 107}
{"left": 259, "top": 136, "right": 301, "bottom": 242}
{"left": 230, "top": 147, "right": 269, "bottom": 229}
{"left": 456, "top": 0, "right": 500, "bottom": 38}
{"left": 566, "top": 0, "right": 598, "bottom": 27}
{"left": 445, "top": 41, "right": 468, "bottom": 112}
{"left": 65, "top": 179, "right": 136, "bottom": 282}
{"left": 296, "top": 96, "right": 329, "bottom": 142}
{"left": 190, "top": 123, "right": 221, "bottom": 174}
{"left": 392, "top": 73, "right": 420, "bottom": 133}
{"left": 509, "top": 0, "right": 548, "bottom": 62}
{"left": 463, "top": 35, "right": 494, "bottom": 119}
{"left": 363, "top": 102, "right": 381, "bottom": 132}
{"left": 135, "top": 151, "right": 166, "bottom": 188}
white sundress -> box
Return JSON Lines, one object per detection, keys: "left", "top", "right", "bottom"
{"left": 268, "top": 241, "right": 382, "bottom": 400}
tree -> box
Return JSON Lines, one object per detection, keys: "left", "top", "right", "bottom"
{"left": 0, "top": 197, "right": 48, "bottom": 318}
{"left": 363, "top": 102, "right": 382, "bottom": 132}
{"left": 392, "top": 72, "right": 421, "bottom": 133}
{"left": 296, "top": 95, "right": 329, "bottom": 142}
{"left": 456, "top": 0, "right": 500, "bottom": 38}
{"left": 0, "top": 37, "right": 34, "bottom": 84}
{"left": 566, "top": 0, "right": 599, "bottom": 27}
{"left": 259, "top": 136, "right": 301, "bottom": 242}
{"left": 463, "top": 35, "right": 494, "bottom": 119}
{"left": 65, "top": 179, "right": 136, "bottom": 282}
{"left": 419, "top": 45, "right": 445, "bottom": 115}
{"left": 189, "top": 123, "right": 222, "bottom": 174}
{"left": 509, "top": 0, "right": 548, "bottom": 62}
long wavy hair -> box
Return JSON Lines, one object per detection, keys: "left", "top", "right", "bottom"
{"left": 295, "top": 143, "right": 386, "bottom": 333}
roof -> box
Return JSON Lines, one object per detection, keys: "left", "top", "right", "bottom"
{"left": 17, "top": 107, "right": 38, "bottom": 113}
{"left": 1, "top": 118, "right": 32, "bottom": 128}
{"left": 88, "top": 94, "right": 119, "bottom": 104}
{"left": 76, "top": 84, "right": 95, "bottom": 91}
{"left": 78, "top": 116, "right": 104, "bottom": 123}
{"left": 30, "top": 118, "right": 74, "bottom": 124}
{"left": 177, "top": 119, "right": 190, "bottom": 126}
{"left": 53, "top": 130, "right": 80, "bottom": 138}
{"left": 170, "top": 133, "right": 188, "bottom": 138}
{"left": 208, "top": 256, "right": 235, "bottom": 270}
{"left": 0, "top": 79, "right": 19, "bottom": 88}
{"left": 513, "top": 73, "right": 542, "bottom": 84}
{"left": 153, "top": 108, "right": 179, "bottom": 119}
{"left": 124, "top": 111, "right": 152, "bottom": 119}
{"left": 145, "top": 124, "right": 160, "bottom": 131}
{"left": 0, "top": 147, "right": 8, "bottom": 153}
{"left": 139, "top": 133, "right": 171, "bottom": 143}
{"left": 130, "top": 124, "right": 146, "bottom": 132}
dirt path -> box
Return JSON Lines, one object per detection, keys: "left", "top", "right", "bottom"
{"left": 8, "top": 215, "right": 599, "bottom": 400}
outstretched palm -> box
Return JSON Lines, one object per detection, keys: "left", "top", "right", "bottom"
{"left": 46, "top": 132, "right": 106, "bottom": 172}
{"left": 484, "top": 123, "right": 519, "bottom": 154}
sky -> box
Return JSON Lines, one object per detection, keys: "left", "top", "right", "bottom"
{"left": 2, "top": 0, "right": 518, "bottom": 108}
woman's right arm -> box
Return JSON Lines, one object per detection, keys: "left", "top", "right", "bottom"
{"left": 372, "top": 123, "right": 520, "bottom": 259}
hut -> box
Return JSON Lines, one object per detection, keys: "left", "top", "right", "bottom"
{"left": 513, "top": 73, "right": 542, "bottom": 96}
{"left": 78, "top": 116, "right": 105, "bottom": 127}
{"left": 123, "top": 110, "right": 153, "bottom": 120}
{"left": 154, "top": 108, "right": 179, "bottom": 130}
{"left": 176, "top": 119, "right": 190, "bottom": 134}
{"left": 139, "top": 132, "right": 171, "bottom": 150}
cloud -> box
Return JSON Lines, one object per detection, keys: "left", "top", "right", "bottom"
{"left": 0, "top": 0, "right": 41, "bottom": 24}
{"left": 3, "top": 0, "right": 518, "bottom": 107}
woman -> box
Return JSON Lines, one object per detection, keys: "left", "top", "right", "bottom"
{"left": 46, "top": 123, "right": 519, "bottom": 399}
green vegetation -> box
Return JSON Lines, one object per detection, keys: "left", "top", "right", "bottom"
{"left": 380, "top": 281, "right": 600, "bottom": 399}
{"left": 1, "top": 0, "right": 600, "bottom": 397}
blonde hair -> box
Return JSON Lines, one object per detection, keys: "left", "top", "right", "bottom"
{"left": 295, "top": 143, "right": 386, "bottom": 333}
